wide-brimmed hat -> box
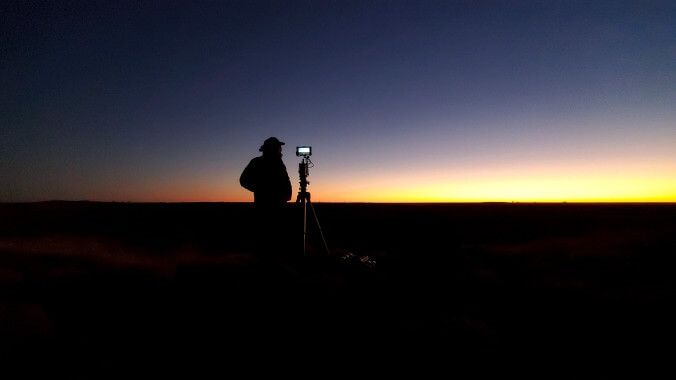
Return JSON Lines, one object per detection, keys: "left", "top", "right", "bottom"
{"left": 259, "top": 136, "right": 285, "bottom": 151}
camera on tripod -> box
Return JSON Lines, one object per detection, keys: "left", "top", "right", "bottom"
{"left": 296, "top": 146, "right": 312, "bottom": 157}
{"left": 295, "top": 145, "right": 329, "bottom": 257}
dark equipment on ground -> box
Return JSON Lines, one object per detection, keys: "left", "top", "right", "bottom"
{"left": 295, "top": 146, "right": 330, "bottom": 257}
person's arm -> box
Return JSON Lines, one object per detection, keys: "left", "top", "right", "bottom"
{"left": 279, "top": 162, "right": 292, "bottom": 201}
{"left": 284, "top": 174, "right": 292, "bottom": 201}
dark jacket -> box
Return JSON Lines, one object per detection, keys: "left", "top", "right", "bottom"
{"left": 240, "top": 154, "right": 292, "bottom": 205}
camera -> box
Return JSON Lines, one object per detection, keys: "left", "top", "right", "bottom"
{"left": 296, "top": 146, "right": 312, "bottom": 157}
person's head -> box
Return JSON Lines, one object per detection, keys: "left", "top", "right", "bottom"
{"left": 259, "top": 137, "right": 285, "bottom": 156}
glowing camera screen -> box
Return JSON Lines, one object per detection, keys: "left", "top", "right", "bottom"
{"left": 296, "top": 146, "right": 312, "bottom": 157}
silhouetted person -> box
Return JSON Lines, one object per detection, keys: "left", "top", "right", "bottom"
{"left": 240, "top": 137, "right": 292, "bottom": 206}
{"left": 240, "top": 137, "right": 292, "bottom": 257}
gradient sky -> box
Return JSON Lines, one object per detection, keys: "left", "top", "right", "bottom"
{"left": 2, "top": 0, "right": 675, "bottom": 202}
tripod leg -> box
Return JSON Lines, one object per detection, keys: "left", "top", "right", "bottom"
{"left": 308, "top": 200, "right": 330, "bottom": 256}
{"left": 302, "top": 198, "right": 308, "bottom": 257}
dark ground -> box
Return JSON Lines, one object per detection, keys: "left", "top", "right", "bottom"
{"left": 1, "top": 202, "right": 675, "bottom": 377}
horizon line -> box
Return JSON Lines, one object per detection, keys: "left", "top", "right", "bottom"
{"left": 3, "top": 200, "right": 676, "bottom": 205}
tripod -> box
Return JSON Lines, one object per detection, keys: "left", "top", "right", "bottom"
{"left": 296, "top": 156, "right": 330, "bottom": 257}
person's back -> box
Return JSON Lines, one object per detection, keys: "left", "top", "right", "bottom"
{"left": 240, "top": 154, "right": 292, "bottom": 206}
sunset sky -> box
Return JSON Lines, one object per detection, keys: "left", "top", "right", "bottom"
{"left": 2, "top": 0, "right": 675, "bottom": 202}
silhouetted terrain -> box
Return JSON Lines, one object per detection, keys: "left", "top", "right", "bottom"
{"left": 1, "top": 202, "right": 675, "bottom": 376}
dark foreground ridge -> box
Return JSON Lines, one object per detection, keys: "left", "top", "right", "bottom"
{"left": 1, "top": 202, "right": 675, "bottom": 376}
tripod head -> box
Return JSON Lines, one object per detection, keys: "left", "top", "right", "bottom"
{"left": 297, "top": 154, "right": 313, "bottom": 200}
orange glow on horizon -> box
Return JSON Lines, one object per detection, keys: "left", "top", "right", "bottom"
{"left": 301, "top": 157, "right": 676, "bottom": 203}
{"left": 225, "top": 174, "right": 676, "bottom": 203}
{"left": 82, "top": 159, "right": 676, "bottom": 203}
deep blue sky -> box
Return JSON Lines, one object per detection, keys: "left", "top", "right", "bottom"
{"left": 2, "top": 0, "right": 675, "bottom": 202}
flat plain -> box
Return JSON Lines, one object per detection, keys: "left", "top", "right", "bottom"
{"left": 1, "top": 202, "right": 674, "bottom": 375}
